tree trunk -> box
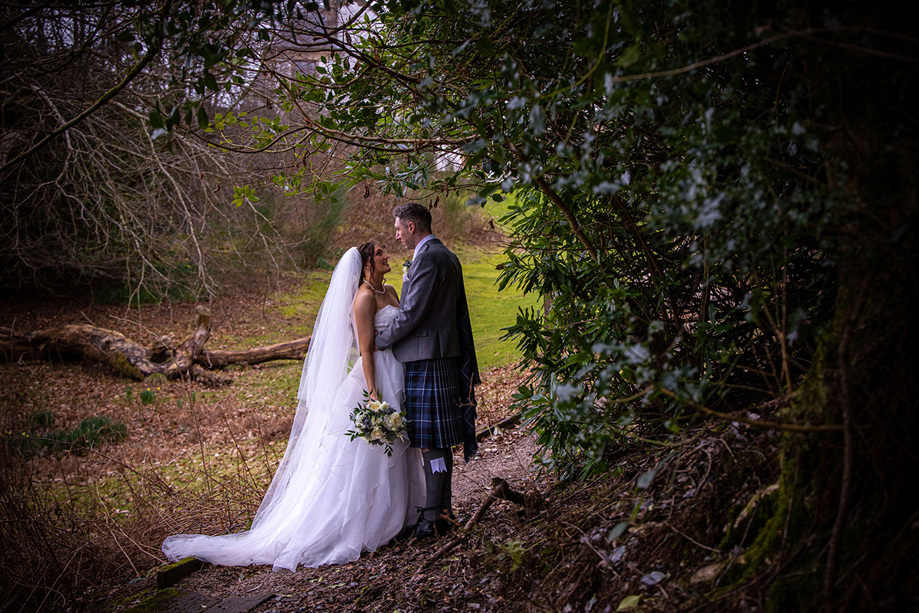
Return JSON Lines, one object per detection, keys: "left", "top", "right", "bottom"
{"left": 728, "top": 148, "right": 919, "bottom": 610}
{"left": 0, "top": 306, "right": 311, "bottom": 386}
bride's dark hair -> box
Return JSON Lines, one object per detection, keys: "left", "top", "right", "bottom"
{"left": 357, "top": 241, "right": 376, "bottom": 283}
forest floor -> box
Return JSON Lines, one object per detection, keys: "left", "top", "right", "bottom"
{"left": 109, "top": 427, "right": 548, "bottom": 613}
{"left": 0, "top": 275, "right": 554, "bottom": 612}
{"left": 2, "top": 261, "right": 784, "bottom": 613}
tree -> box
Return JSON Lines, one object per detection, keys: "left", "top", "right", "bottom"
{"left": 4, "top": 0, "right": 916, "bottom": 607}
{"left": 223, "top": 0, "right": 915, "bottom": 607}
{"left": 0, "top": 1, "right": 340, "bottom": 296}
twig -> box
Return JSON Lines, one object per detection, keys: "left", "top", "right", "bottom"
{"left": 601, "top": 27, "right": 918, "bottom": 91}
{"left": 824, "top": 287, "right": 866, "bottom": 603}
{"left": 107, "top": 527, "right": 141, "bottom": 577}
{"left": 698, "top": 444, "right": 714, "bottom": 493}
{"left": 658, "top": 388, "right": 843, "bottom": 432}
{"left": 416, "top": 478, "right": 543, "bottom": 573}
{"left": 663, "top": 522, "right": 721, "bottom": 553}
{"left": 0, "top": 0, "right": 174, "bottom": 176}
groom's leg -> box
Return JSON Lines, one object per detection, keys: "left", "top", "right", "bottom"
{"left": 440, "top": 448, "right": 454, "bottom": 519}
{"left": 421, "top": 448, "right": 449, "bottom": 523}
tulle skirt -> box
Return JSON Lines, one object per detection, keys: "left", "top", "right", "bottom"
{"left": 162, "top": 349, "right": 425, "bottom": 571}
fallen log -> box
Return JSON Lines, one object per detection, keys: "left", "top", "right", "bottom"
{"left": 200, "top": 338, "right": 311, "bottom": 369}
{"left": 0, "top": 306, "right": 311, "bottom": 386}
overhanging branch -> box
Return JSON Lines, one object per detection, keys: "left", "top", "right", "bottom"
{"left": 0, "top": 0, "right": 174, "bottom": 177}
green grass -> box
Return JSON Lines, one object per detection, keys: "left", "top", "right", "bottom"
{"left": 452, "top": 246, "right": 536, "bottom": 371}
{"left": 278, "top": 268, "right": 337, "bottom": 330}
{"left": 281, "top": 246, "right": 535, "bottom": 372}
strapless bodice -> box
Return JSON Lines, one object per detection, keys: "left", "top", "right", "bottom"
{"left": 374, "top": 304, "right": 399, "bottom": 331}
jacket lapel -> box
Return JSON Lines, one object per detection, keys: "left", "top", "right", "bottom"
{"left": 403, "top": 237, "right": 435, "bottom": 298}
{"left": 409, "top": 238, "right": 439, "bottom": 277}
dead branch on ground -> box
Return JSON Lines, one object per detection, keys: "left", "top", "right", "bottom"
{"left": 0, "top": 306, "right": 310, "bottom": 386}
{"left": 418, "top": 477, "right": 544, "bottom": 571}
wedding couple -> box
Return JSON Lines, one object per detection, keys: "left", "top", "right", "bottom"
{"left": 162, "top": 202, "right": 480, "bottom": 571}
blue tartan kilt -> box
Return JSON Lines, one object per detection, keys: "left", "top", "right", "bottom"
{"left": 403, "top": 357, "right": 463, "bottom": 449}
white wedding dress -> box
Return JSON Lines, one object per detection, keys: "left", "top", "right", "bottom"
{"left": 162, "top": 252, "right": 424, "bottom": 571}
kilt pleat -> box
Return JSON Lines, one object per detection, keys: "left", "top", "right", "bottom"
{"left": 403, "top": 358, "right": 463, "bottom": 449}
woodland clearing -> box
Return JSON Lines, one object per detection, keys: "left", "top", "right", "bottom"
{"left": 1, "top": 285, "right": 790, "bottom": 612}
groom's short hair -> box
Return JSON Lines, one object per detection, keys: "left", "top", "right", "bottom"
{"left": 394, "top": 202, "right": 432, "bottom": 233}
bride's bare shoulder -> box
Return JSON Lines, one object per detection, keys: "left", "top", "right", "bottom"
{"left": 353, "top": 287, "right": 376, "bottom": 314}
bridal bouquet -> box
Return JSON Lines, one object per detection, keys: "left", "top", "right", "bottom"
{"left": 346, "top": 392, "right": 408, "bottom": 457}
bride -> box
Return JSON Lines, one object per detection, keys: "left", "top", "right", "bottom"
{"left": 162, "top": 243, "right": 425, "bottom": 571}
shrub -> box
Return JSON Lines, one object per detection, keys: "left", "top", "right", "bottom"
{"left": 6, "top": 415, "right": 127, "bottom": 456}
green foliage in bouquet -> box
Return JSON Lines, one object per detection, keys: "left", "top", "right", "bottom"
{"left": 346, "top": 391, "right": 409, "bottom": 458}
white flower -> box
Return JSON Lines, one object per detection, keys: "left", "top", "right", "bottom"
{"left": 384, "top": 412, "right": 403, "bottom": 431}
{"left": 370, "top": 427, "right": 384, "bottom": 442}
{"left": 367, "top": 400, "right": 381, "bottom": 411}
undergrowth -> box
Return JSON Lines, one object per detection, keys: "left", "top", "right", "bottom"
{"left": 0, "top": 387, "right": 276, "bottom": 612}
{"left": 466, "top": 420, "right": 782, "bottom": 612}
{"left": 7, "top": 412, "right": 127, "bottom": 456}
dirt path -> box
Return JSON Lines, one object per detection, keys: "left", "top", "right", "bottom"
{"left": 112, "top": 425, "right": 546, "bottom": 612}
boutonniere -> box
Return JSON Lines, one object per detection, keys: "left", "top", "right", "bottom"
{"left": 402, "top": 259, "right": 412, "bottom": 277}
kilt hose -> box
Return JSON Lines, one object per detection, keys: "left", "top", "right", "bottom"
{"left": 403, "top": 357, "right": 463, "bottom": 449}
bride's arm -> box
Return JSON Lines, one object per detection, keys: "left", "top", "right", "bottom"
{"left": 353, "top": 290, "right": 380, "bottom": 400}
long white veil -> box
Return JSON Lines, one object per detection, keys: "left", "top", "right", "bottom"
{"left": 250, "top": 247, "right": 362, "bottom": 528}
{"left": 161, "top": 248, "right": 366, "bottom": 567}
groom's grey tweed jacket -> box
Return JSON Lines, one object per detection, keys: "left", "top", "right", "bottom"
{"left": 377, "top": 236, "right": 481, "bottom": 459}
{"left": 376, "top": 237, "right": 464, "bottom": 362}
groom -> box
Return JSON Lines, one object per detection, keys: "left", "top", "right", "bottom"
{"left": 376, "top": 202, "right": 481, "bottom": 540}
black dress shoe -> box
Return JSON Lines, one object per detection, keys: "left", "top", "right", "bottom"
{"left": 413, "top": 518, "right": 438, "bottom": 539}
{"left": 415, "top": 516, "right": 455, "bottom": 540}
